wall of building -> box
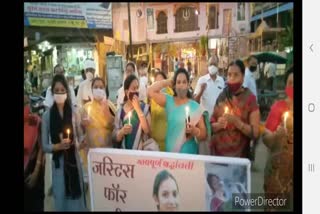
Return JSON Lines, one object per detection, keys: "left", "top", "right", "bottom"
{"left": 113, "top": 3, "right": 251, "bottom": 44}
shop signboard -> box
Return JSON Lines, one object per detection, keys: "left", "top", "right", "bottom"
{"left": 24, "top": 3, "right": 112, "bottom": 29}
{"left": 88, "top": 148, "right": 251, "bottom": 211}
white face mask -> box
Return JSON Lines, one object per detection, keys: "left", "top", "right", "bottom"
{"left": 86, "top": 72, "right": 94, "bottom": 81}
{"left": 92, "top": 88, "right": 106, "bottom": 100}
{"left": 54, "top": 93, "right": 67, "bottom": 104}
{"left": 208, "top": 65, "right": 218, "bottom": 75}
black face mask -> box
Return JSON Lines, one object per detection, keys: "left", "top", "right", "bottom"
{"left": 128, "top": 92, "right": 139, "bottom": 101}
{"left": 249, "top": 66, "right": 257, "bottom": 72}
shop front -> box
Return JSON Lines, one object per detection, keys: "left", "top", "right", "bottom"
{"left": 152, "top": 41, "right": 199, "bottom": 77}
{"left": 57, "top": 44, "right": 98, "bottom": 88}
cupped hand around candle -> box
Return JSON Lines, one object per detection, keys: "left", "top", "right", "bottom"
{"left": 121, "top": 124, "right": 133, "bottom": 135}
{"left": 275, "top": 124, "right": 286, "bottom": 139}
{"left": 217, "top": 116, "right": 228, "bottom": 129}
{"left": 185, "top": 122, "right": 197, "bottom": 136}
{"left": 224, "top": 113, "right": 240, "bottom": 125}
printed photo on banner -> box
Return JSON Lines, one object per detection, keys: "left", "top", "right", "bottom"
{"left": 205, "top": 163, "right": 249, "bottom": 212}
{"left": 147, "top": 8, "right": 155, "bottom": 30}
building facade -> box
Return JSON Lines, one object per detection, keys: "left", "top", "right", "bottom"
{"left": 113, "top": 2, "right": 252, "bottom": 74}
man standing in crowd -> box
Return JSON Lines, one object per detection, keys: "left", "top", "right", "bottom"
{"left": 76, "top": 59, "right": 96, "bottom": 108}
{"left": 243, "top": 55, "right": 258, "bottom": 98}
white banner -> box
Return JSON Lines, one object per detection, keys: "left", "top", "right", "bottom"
{"left": 88, "top": 148, "right": 251, "bottom": 211}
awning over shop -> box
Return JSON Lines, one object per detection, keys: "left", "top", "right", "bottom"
{"left": 250, "top": 2, "right": 293, "bottom": 22}
{"left": 249, "top": 20, "right": 284, "bottom": 39}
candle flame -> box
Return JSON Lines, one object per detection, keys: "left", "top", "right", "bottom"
{"left": 128, "top": 111, "right": 132, "bottom": 118}
{"left": 67, "top": 129, "right": 70, "bottom": 134}
{"left": 284, "top": 111, "right": 289, "bottom": 120}
{"left": 224, "top": 106, "right": 229, "bottom": 114}
{"left": 185, "top": 106, "right": 189, "bottom": 117}
{"left": 151, "top": 77, "right": 155, "bottom": 83}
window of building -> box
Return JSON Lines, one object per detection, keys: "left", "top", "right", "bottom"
{"left": 174, "top": 7, "right": 199, "bottom": 32}
{"left": 157, "top": 11, "right": 168, "bottom": 34}
{"left": 208, "top": 5, "right": 219, "bottom": 29}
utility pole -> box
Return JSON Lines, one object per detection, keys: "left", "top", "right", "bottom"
{"left": 128, "top": 2, "right": 133, "bottom": 61}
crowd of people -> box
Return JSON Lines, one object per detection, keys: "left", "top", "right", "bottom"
{"left": 24, "top": 56, "right": 294, "bottom": 211}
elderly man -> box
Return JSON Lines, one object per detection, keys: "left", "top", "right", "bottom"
{"left": 193, "top": 55, "right": 224, "bottom": 155}
{"left": 76, "top": 59, "right": 97, "bottom": 108}
{"left": 194, "top": 55, "right": 225, "bottom": 119}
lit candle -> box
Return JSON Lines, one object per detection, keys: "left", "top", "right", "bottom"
{"left": 151, "top": 77, "right": 155, "bottom": 84}
{"left": 67, "top": 129, "right": 70, "bottom": 140}
{"left": 185, "top": 106, "right": 190, "bottom": 123}
{"left": 283, "top": 111, "right": 289, "bottom": 131}
{"left": 128, "top": 111, "right": 132, "bottom": 125}
{"left": 224, "top": 106, "right": 229, "bottom": 115}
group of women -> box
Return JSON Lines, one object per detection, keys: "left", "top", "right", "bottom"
{"left": 25, "top": 59, "right": 293, "bottom": 211}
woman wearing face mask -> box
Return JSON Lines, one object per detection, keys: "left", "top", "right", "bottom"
{"left": 112, "top": 74, "right": 151, "bottom": 149}
{"left": 79, "top": 77, "right": 116, "bottom": 185}
{"left": 262, "top": 66, "right": 293, "bottom": 211}
{"left": 41, "top": 74, "right": 87, "bottom": 211}
{"left": 150, "top": 71, "right": 174, "bottom": 151}
{"left": 153, "top": 170, "right": 180, "bottom": 211}
{"left": 148, "top": 68, "right": 208, "bottom": 154}
{"left": 116, "top": 62, "right": 147, "bottom": 108}
{"left": 210, "top": 60, "right": 260, "bottom": 158}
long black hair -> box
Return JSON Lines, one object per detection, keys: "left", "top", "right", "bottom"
{"left": 228, "top": 59, "right": 246, "bottom": 75}
{"left": 207, "top": 173, "right": 220, "bottom": 193}
{"left": 50, "top": 74, "right": 72, "bottom": 107}
{"left": 172, "top": 68, "right": 192, "bottom": 98}
{"left": 123, "top": 74, "right": 139, "bottom": 102}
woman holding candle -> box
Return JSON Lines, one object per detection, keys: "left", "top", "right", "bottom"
{"left": 41, "top": 74, "right": 87, "bottom": 211}
{"left": 150, "top": 71, "right": 174, "bottom": 151}
{"left": 80, "top": 77, "right": 116, "bottom": 184}
{"left": 210, "top": 60, "right": 260, "bottom": 157}
{"left": 262, "top": 66, "right": 293, "bottom": 211}
{"left": 148, "top": 68, "right": 208, "bottom": 154}
{"left": 112, "top": 74, "right": 151, "bottom": 149}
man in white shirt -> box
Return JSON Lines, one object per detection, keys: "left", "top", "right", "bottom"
{"left": 76, "top": 59, "right": 96, "bottom": 108}
{"left": 193, "top": 56, "right": 224, "bottom": 156}
{"left": 43, "top": 64, "right": 77, "bottom": 108}
{"left": 116, "top": 62, "right": 147, "bottom": 108}
{"left": 243, "top": 55, "right": 258, "bottom": 98}
{"left": 194, "top": 65, "right": 225, "bottom": 119}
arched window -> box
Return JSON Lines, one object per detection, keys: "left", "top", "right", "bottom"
{"left": 174, "top": 7, "right": 199, "bottom": 32}
{"left": 157, "top": 11, "right": 168, "bottom": 34}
